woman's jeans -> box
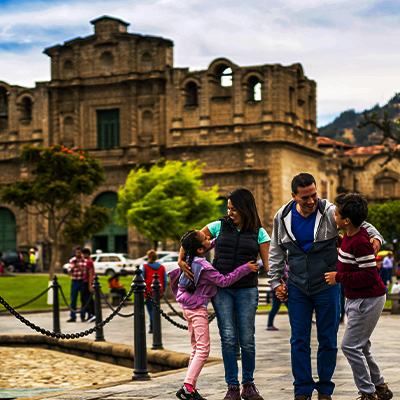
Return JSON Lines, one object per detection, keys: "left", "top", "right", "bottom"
{"left": 145, "top": 297, "right": 153, "bottom": 331}
{"left": 211, "top": 286, "right": 259, "bottom": 386}
{"left": 288, "top": 284, "right": 340, "bottom": 397}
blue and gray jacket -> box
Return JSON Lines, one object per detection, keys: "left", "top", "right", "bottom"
{"left": 268, "top": 199, "right": 383, "bottom": 296}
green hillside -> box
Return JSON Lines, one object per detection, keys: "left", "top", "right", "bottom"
{"left": 318, "top": 93, "right": 400, "bottom": 147}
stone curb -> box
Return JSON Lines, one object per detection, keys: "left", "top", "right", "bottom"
{"left": 0, "top": 334, "right": 220, "bottom": 371}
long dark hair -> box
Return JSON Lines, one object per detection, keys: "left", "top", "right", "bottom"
{"left": 179, "top": 230, "right": 204, "bottom": 293}
{"left": 228, "top": 188, "right": 261, "bottom": 232}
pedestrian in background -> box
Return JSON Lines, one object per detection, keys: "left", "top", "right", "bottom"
{"left": 82, "top": 248, "right": 95, "bottom": 323}
{"left": 141, "top": 249, "right": 167, "bottom": 334}
{"left": 29, "top": 248, "right": 36, "bottom": 273}
{"left": 67, "top": 247, "right": 86, "bottom": 323}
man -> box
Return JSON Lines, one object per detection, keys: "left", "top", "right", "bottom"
{"left": 82, "top": 248, "right": 96, "bottom": 323}
{"left": 268, "top": 173, "right": 382, "bottom": 400}
{"left": 381, "top": 253, "right": 394, "bottom": 289}
{"left": 67, "top": 247, "right": 86, "bottom": 322}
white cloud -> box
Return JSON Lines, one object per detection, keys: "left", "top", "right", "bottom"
{"left": 0, "top": 0, "right": 399, "bottom": 126}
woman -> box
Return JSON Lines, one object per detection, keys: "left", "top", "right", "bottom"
{"left": 178, "top": 188, "right": 270, "bottom": 400}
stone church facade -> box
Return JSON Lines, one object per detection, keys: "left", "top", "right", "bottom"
{"left": 0, "top": 16, "right": 342, "bottom": 269}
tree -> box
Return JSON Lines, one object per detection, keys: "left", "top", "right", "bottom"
{"left": 367, "top": 200, "right": 400, "bottom": 256}
{"left": 359, "top": 111, "right": 400, "bottom": 166}
{"left": 0, "top": 145, "right": 110, "bottom": 279}
{"left": 117, "top": 160, "right": 222, "bottom": 248}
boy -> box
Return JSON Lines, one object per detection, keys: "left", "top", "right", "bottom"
{"left": 325, "top": 193, "right": 392, "bottom": 400}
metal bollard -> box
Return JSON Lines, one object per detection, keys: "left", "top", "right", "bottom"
{"left": 52, "top": 275, "right": 61, "bottom": 334}
{"left": 132, "top": 266, "right": 150, "bottom": 380}
{"left": 93, "top": 275, "right": 105, "bottom": 342}
{"left": 151, "top": 273, "right": 163, "bottom": 350}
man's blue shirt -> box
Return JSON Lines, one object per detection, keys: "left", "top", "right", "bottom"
{"left": 291, "top": 201, "right": 319, "bottom": 252}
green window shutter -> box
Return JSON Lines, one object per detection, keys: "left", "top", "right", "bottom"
{"left": 97, "top": 109, "right": 119, "bottom": 149}
{"left": 0, "top": 208, "right": 16, "bottom": 251}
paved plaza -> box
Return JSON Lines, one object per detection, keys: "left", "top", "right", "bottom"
{"left": 0, "top": 300, "right": 399, "bottom": 400}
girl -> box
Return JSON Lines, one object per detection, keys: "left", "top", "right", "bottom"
{"left": 170, "top": 230, "right": 258, "bottom": 400}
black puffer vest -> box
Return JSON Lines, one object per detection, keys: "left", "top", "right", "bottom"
{"left": 212, "top": 217, "right": 259, "bottom": 289}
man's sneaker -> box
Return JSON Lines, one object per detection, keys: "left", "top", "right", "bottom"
{"left": 375, "top": 383, "right": 393, "bottom": 400}
{"left": 294, "top": 396, "right": 312, "bottom": 400}
{"left": 318, "top": 393, "right": 332, "bottom": 400}
{"left": 66, "top": 318, "right": 76, "bottom": 323}
{"left": 241, "top": 382, "right": 264, "bottom": 400}
{"left": 356, "top": 393, "right": 378, "bottom": 400}
{"left": 223, "top": 385, "right": 241, "bottom": 400}
{"left": 176, "top": 385, "right": 195, "bottom": 399}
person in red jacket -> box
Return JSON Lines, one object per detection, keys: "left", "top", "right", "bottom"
{"left": 325, "top": 193, "right": 392, "bottom": 400}
{"left": 141, "top": 249, "right": 168, "bottom": 333}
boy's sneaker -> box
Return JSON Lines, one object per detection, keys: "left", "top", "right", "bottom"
{"left": 375, "top": 383, "right": 393, "bottom": 400}
{"left": 294, "top": 396, "right": 312, "bottom": 400}
{"left": 176, "top": 385, "right": 195, "bottom": 399}
{"left": 356, "top": 393, "right": 378, "bottom": 400}
{"left": 241, "top": 382, "right": 264, "bottom": 400}
{"left": 223, "top": 385, "right": 241, "bottom": 400}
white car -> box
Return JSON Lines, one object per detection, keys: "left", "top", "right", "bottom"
{"left": 139, "top": 252, "right": 180, "bottom": 274}
{"left": 62, "top": 253, "right": 137, "bottom": 276}
{"left": 131, "top": 251, "right": 178, "bottom": 267}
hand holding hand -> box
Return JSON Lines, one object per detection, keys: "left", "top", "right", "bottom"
{"left": 275, "top": 281, "right": 288, "bottom": 302}
{"left": 324, "top": 272, "right": 337, "bottom": 285}
{"left": 247, "top": 261, "right": 259, "bottom": 273}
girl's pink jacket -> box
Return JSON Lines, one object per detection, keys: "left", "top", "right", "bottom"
{"left": 169, "top": 256, "right": 252, "bottom": 310}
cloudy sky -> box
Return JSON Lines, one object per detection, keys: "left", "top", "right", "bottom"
{"left": 1, "top": 0, "right": 399, "bottom": 126}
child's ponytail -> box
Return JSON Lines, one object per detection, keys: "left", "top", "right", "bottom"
{"left": 180, "top": 230, "right": 204, "bottom": 294}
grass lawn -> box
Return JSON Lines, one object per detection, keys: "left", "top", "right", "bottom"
{"left": 0, "top": 275, "right": 394, "bottom": 313}
{"left": 0, "top": 274, "right": 135, "bottom": 312}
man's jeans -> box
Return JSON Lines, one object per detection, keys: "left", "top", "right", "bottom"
{"left": 70, "top": 279, "right": 84, "bottom": 321}
{"left": 211, "top": 286, "right": 258, "bottom": 386}
{"left": 288, "top": 284, "right": 340, "bottom": 396}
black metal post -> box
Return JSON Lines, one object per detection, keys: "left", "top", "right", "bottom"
{"left": 52, "top": 275, "right": 61, "bottom": 334}
{"left": 93, "top": 275, "right": 105, "bottom": 342}
{"left": 151, "top": 273, "right": 163, "bottom": 350}
{"left": 132, "top": 266, "right": 150, "bottom": 380}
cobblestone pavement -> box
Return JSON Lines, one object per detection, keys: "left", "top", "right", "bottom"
{"left": 0, "top": 301, "right": 400, "bottom": 399}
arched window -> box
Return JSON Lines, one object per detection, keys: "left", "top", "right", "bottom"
{"left": 0, "top": 87, "right": 8, "bottom": 117}
{"left": 100, "top": 51, "right": 114, "bottom": 74}
{"left": 0, "top": 207, "right": 16, "bottom": 251}
{"left": 141, "top": 52, "right": 153, "bottom": 72}
{"left": 221, "top": 67, "right": 232, "bottom": 87}
{"left": 247, "top": 76, "right": 262, "bottom": 101}
{"left": 289, "top": 87, "right": 295, "bottom": 113}
{"left": 141, "top": 110, "right": 154, "bottom": 140}
{"left": 19, "top": 96, "right": 32, "bottom": 124}
{"left": 185, "top": 81, "right": 198, "bottom": 106}
{"left": 63, "top": 60, "right": 74, "bottom": 79}
{"left": 62, "top": 116, "right": 74, "bottom": 148}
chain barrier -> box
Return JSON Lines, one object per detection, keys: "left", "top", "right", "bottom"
{"left": 58, "top": 284, "right": 93, "bottom": 314}
{"left": 0, "top": 284, "right": 135, "bottom": 340}
{"left": 0, "top": 286, "right": 51, "bottom": 313}
{"left": 161, "top": 295, "right": 186, "bottom": 321}
{"left": 99, "top": 289, "right": 134, "bottom": 318}
{"left": 145, "top": 288, "right": 188, "bottom": 330}
{"left": 0, "top": 280, "right": 216, "bottom": 337}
